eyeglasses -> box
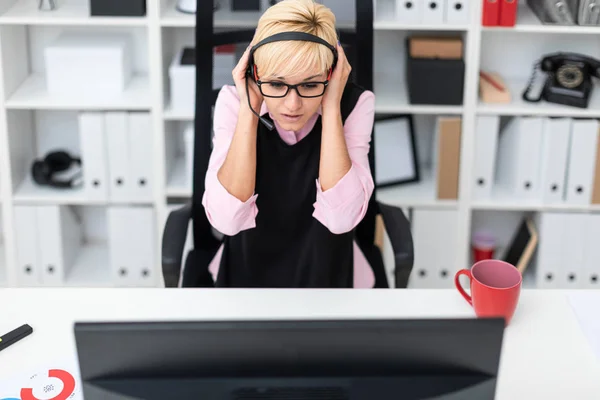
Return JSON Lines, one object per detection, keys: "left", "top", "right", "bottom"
{"left": 256, "top": 80, "right": 329, "bottom": 98}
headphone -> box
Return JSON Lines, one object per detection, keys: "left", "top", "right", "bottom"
{"left": 31, "top": 150, "right": 83, "bottom": 189}
{"left": 246, "top": 31, "right": 339, "bottom": 131}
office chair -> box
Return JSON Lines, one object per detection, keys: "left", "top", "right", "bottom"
{"left": 161, "top": 0, "right": 414, "bottom": 289}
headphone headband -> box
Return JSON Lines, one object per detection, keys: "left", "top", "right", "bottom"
{"left": 249, "top": 31, "right": 338, "bottom": 71}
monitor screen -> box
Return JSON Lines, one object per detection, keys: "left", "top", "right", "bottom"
{"left": 74, "top": 317, "right": 505, "bottom": 400}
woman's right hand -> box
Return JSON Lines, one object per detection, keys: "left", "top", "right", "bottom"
{"left": 232, "top": 45, "right": 264, "bottom": 113}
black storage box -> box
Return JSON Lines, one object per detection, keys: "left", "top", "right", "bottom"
{"left": 405, "top": 39, "right": 465, "bottom": 106}
{"left": 90, "top": 0, "right": 146, "bottom": 17}
{"left": 232, "top": 0, "right": 261, "bottom": 11}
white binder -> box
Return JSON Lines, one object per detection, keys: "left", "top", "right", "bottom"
{"left": 128, "top": 207, "right": 156, "bottom": 286}
{"left": 422, "top": 0, "right": 445, "bottom": 23}
{"left": 535, "top": 212, "right": 564, "bottom": 289}
{"left": 472, "top": 115, "right": 500, "bottom": 200}
{"left": 128, "top": 112, "right": 154, "bottom": 202}
{"left": 78, "top": 112, "right": 109, "bottom": 202}
{"left": 13, "top": 206, "right": 42, "bottom": 286}
{"left": 396, "top": 0, "right": 423, "bottom": 24}
{"left": 107, "top": 206, "right": 136, "bottom": 286}
{"left": 583, "top": 213, "right": 600, "bottom": 289}
{"left": 444, "top": 0, "right": 469, "bottom": 24}
{"left": 539, "top": 118, "right": 571, "bottom": 204}
{"left": 561, "top": 213, "right": 586, "bottom": 289}
{"left": 105, "top": 112, "right": 133, "bottom": 203}
{"left": 37, "top": 205, "right": 82, "bottom": 286}
{"left": 433, "top": 209, "right": 459, "bottom": 289}
{"left": 495, "top": 117, "right": 543, "bottom": 199}
{"left": 409, "top": 209, "right": 437, "bottom": 288}
{"left": 410, "top": 209, "right": 457, "bottom": 289}
{"left": 565, "top": 119, "right": 599, "bottom": 206}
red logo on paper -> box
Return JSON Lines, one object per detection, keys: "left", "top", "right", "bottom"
{"left": 20, "top": 369, "right": 75, "bottom": 400}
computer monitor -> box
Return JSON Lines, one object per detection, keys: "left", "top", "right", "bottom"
{"left": 73, "top": 317, "right": 505, "bottom": 400}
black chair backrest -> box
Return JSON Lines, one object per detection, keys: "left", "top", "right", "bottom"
{"left": 191, "top": 0, "right": 377, "bottom": 259}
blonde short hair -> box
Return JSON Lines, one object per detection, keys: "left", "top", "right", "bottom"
{"left": 251, "top": 0, "right": 338, "bottom": 80}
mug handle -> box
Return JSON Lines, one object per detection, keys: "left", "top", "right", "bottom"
{"left": 454, "top": 269, "right": 473, "bottom": 306}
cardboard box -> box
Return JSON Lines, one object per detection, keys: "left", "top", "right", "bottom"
{"left": 409, "top": 37, "right": 463, "bottom": 59}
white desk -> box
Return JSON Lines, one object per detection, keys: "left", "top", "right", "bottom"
{"left": 0, "top": 288, "right": 599, "bottom": 399}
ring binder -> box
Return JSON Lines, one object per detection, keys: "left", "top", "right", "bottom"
{"left": 578, "top": 0, "right": 600, "bottom": 25}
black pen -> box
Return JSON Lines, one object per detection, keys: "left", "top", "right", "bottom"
{"left": 0, "top": 324, "right": 33, "bottom": 352}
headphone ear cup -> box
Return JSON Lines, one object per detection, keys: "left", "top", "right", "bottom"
{"left": 31, "top": 159, "right": 51, "bottom": 186}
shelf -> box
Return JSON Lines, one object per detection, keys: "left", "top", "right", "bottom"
{"left": 162, "top": 0, "right": 265, "bottom": 28}
{"left": 471, "top": 186, "right": 600, "bottom": 212}
{"left": 6, "top": 73, "right": 152, "bottom": 110}
{"left": 164, "top": 104, "right": 194, "bottom": 120}
{"left": 477, "top": 78, "right": 600, "bottom": 118}
{"left": 374, "top": 75, "right": 463, "bottom": 115}
{"left": 376, "top": 169, "right": 457, "bottom": 209}
{"left": 166, "top": 156, "right": 191, "bottom": 198}
{"left": 63, "top": 243, "right": 112, "bottom": 287}
{"left": 13, "top": 175, "right": 99, "bottom": 205}
{"left": 161, "top": 0, "right": 463, "bottom": 31}
{"left": 12, "top": 175, "right": 151, "bottom": 206}
{"left": 0, "top": 0, "right": 148, "bottom": 26}
{"left": 161, "top": 0, "right": 356, "bottom": 29}
{"left": 373, "top": 20, "right": 468, "bottom": 31}
{"left": 483, "top": 5, "right": 600, "bottom": 35}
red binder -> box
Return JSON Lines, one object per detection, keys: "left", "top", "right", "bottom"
{"left": 499, "top": 0, "right": 518, "bottom": 26}
{"left": 482, "top": 0, "right": 500, "bottom": 26}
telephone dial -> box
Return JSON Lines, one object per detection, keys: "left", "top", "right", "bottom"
{"left": 522, "top": 52, "right": 600, "bottom": 108}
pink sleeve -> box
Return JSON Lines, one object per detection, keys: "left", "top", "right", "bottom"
{"left": 312, "top": 91, "right": 376, "bottom": 234}
{"left": 201, "top": 85, "right": 259, "bottom": 236}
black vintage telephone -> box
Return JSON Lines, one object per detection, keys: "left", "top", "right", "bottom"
{"left": 522, "top": 52, "right": 600, "bottom": 108}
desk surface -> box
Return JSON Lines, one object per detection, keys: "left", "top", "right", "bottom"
{"left": 0, "top": 288, "right": 599, "bottom": 399}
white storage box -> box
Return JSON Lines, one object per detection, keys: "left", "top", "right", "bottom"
{"left": 169, "top": 48, "right": 196, "bottom": 111}
{"left": 169, "top": 46, "right": 235, "bottom": 111}
{"left": 44, "top": 32, "right": 133, "bottom": 96}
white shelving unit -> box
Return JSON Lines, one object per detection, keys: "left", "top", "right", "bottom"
{"left": 0, "top": 0, "right": 598, "bottom": 289}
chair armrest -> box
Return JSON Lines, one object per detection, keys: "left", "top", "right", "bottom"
{"left": 161, "top": 203, "right": 192, "bottom": 288}
{"left": 378, "top": 202, "right": 414, "bottom": 288}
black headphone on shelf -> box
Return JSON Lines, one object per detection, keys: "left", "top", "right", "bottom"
{"left": 246, "top": 31, "right": 339, "bottom": 130}
{"left": 31, "top": 150, "right": 83, "bottom": 189}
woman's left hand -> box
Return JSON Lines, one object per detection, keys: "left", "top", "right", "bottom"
{"left": 321, "top": 42, "right": 352, "bottom": 114}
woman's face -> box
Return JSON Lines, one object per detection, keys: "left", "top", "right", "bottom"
{"left": 261, "top": 68, "right": 328, "bottom": 132}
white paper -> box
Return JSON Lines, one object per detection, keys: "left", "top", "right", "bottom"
{"left": 374, "top": 118, "right": 416, "bottom": 185}
{"left": 568, "top": 291, "right": 600, "bottom": 363}
{"left": 0, "top": 356, "right": 83, "bottom": 400}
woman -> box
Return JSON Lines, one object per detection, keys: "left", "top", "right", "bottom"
{"left": 202, "top": 0, "right": 376, "bottom": 288}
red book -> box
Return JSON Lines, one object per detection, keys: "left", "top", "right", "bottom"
{"left": 499, "top": 0, "right": 518, "bottom": 26}
{"left": 482, "top": 0, "right": 500, "bottom": 26}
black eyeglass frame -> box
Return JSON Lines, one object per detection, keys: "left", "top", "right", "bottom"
{"left": 255, "top": 79, "right": 330, "bottom": 98}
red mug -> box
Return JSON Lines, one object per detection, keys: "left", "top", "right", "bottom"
{"left": 471, "top": 230, "right": 496, "bottom": 263}
{"left": 455, "top": 259, "right": 522, "bottom": 325}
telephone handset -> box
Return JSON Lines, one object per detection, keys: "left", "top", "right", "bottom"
{"left": 522, "top": 52, "right": 600, "bottom": 108}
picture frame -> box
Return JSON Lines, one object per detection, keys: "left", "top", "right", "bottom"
{"left": 373, "top": 114, "right": 420, "bottom": 188}
{"left": 502, "top": 216, "right": 538, "bottom": 274}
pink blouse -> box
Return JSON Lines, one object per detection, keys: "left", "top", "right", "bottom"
{"left": 202, "top": 84, "right": 376, "bottom": 288}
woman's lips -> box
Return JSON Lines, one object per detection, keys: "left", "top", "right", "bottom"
{"left": 281, "top": 113, "right": 302, "bottom": 122}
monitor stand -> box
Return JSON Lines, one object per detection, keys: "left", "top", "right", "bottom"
{"left": 83, "top": 375, "right": 497, "bottom": 400}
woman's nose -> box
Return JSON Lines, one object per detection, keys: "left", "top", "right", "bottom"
{"left": 284, "top": 88, "right": 302, "bottom": 109}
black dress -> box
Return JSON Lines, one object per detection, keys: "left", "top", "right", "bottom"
{"left": 216, "top": 82, "right": 366, "bottom": 288}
